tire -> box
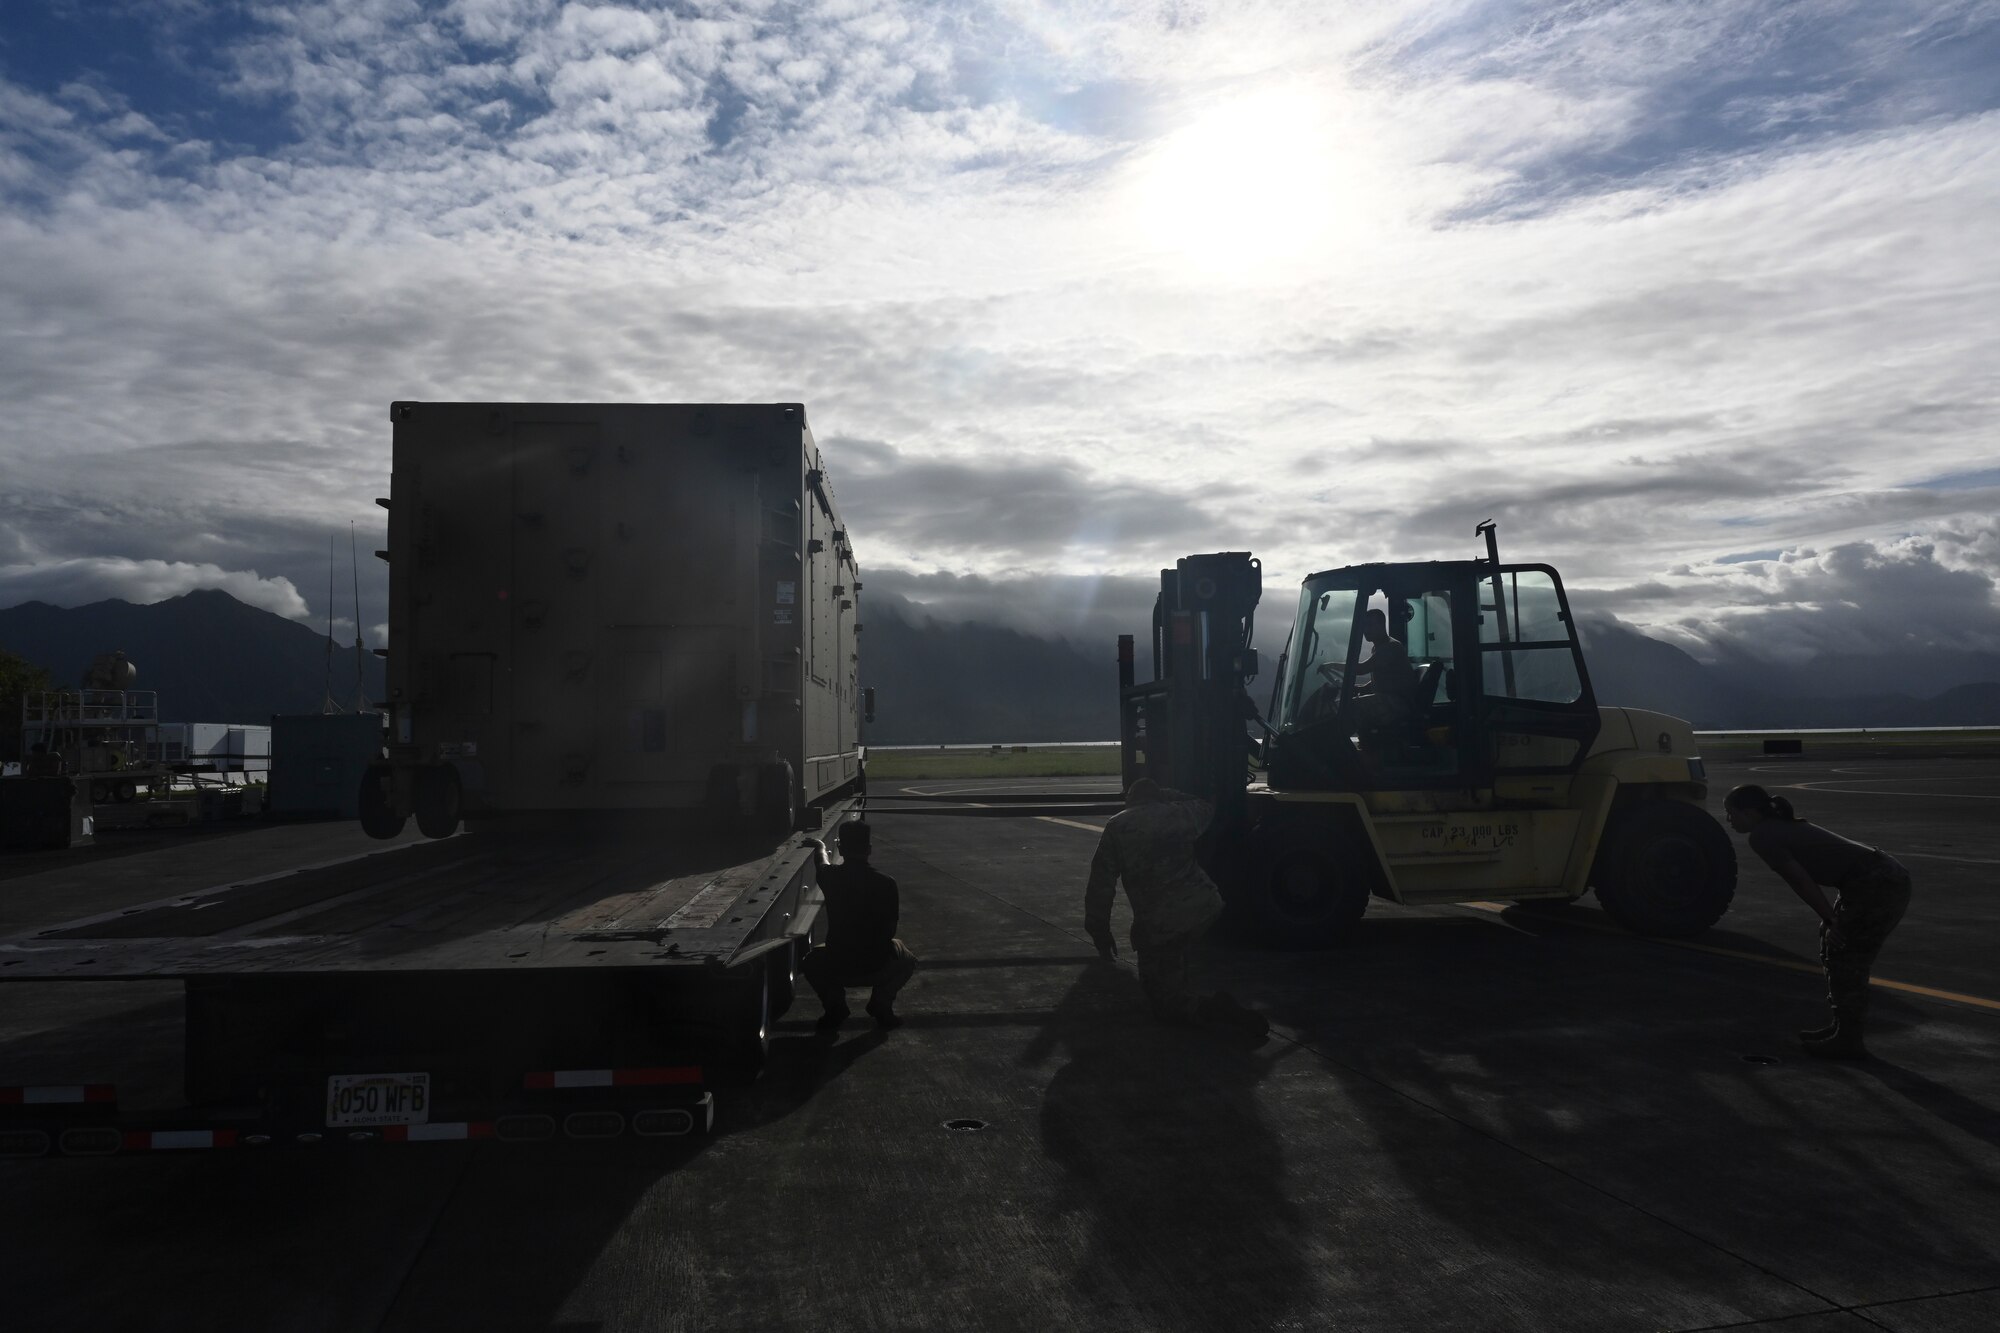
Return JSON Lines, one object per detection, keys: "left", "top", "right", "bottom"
{"left": 1237, "top": 817, "right": 1373, "bottom": 948}
{"left": 413, "top": 765, "right": 461, "bottom": 840}
{"left": 1591, "top": 801, "right": 1736, "bottom": 937}
{"left": 358, "top": 765, "right": 407, "bottom": 840}
{"left": 89, "top": 781, "right": 111, "bottom": 805}
{"left": 115, "top": 780, "right": 137, "bottom": 803}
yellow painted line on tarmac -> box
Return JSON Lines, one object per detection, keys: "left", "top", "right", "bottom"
{"left": 1036, "top": 816, "right": 1107, "bottom": 834}
{"left": 1462, "top": 902, "right": 2000, "bottom": 1013}
{"left": 1897, "top": 850, "right": 2000, "bottom": 866}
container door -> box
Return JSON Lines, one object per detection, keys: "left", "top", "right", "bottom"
{"left": 510, "top": 422, "right": 602, "bottom": 805}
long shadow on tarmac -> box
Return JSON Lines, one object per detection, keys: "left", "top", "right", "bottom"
{"left": 1862, "top": 1058, "right": 2000, "bottom": 1153}
{"left": 1239, "top": 914, "right": 2000, "bottom": 1313}
{"left": 1018, "top": 958, "right": 1312, "bottom": 1330}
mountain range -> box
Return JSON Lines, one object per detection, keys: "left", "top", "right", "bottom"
{"left": 0, "top": 590, "right": 384, "bottom": 724}
{"left": 1, "top": 590, "right": 1995, "bottom": 746}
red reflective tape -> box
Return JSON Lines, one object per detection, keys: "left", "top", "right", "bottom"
{"left": 122, "top": 1130, "right": 149, "bottom": 1151}
{"left": 613, "top": 1067, "right": 702, "bottom": 1087}
{"left": 85, "top": 1085, "right": 117, "bottom": 1104}
{"left": 523, "top": 1072, "right": 555, "bottom": 1089}
{"left": 383, "top": 1125, "right": 409, "bottom": 1143}
{"left": 1171, "top": 614, "right": 1193, "bottom": 645}
{"left": 469, "top": 1122, "right": 495, "bottom": 1139}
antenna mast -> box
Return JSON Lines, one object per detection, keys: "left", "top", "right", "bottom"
{"left": 351, "top": 523, "right": 367, "bottom": 711}
{"left": 323, "top": 532, "right": 340, "bottom": 713}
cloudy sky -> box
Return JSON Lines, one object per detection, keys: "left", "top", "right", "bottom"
{"left": 2, "top": 0, "right": 1996, "bottom": 667}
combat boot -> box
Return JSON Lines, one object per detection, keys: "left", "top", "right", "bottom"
{"left": 1797, "top": 1016, "right": 1839, "bottom": 1043}
{"left": 1802, "top": 1018, "right": 1867, "bottom": 1059}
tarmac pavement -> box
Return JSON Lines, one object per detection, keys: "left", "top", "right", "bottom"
{"left": 0, "top": 752, "right": 1995, "bottom": 1331}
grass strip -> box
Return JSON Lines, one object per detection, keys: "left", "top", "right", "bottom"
{"left": 865, "top": 747, "right": 1121, "bottom": 780}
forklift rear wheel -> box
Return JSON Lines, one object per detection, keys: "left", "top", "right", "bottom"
{"left": 358, "top": 766, "right": 407, "bottom": 840}
{"left": 1592, "top": 801, "right": 1736, "bottom": 937}
{"left": 1243, "top": 827, "right": 1371, "bottom": 948}
{"left": 413, "top": 766, "right": 462, "bottom": 840}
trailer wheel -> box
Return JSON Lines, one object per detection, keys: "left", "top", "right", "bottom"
{"left": 358, "top": 765, "right": 407, "bottom": 840}
{"left": 115, "top": 780, "right": 138, "bottom": 803}
{"left": 89, "top": 781, "right": 111, "bottom": 805}
{"left": 1592, "top": 801, "right": 1736, "bottom": 937}
{"left": 414, "top": 765, "right": 461, "bottom": 840}
{"left": 1240, "top": 820, "right": 1371, "bottom": 948}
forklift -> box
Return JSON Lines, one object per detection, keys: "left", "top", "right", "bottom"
{"left": 1117, "top": 526, "right": 1735, "bottom": 947}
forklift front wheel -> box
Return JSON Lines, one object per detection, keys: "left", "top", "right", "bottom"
{"left": 1242, "top": 827, "right": 1372, "bottom": 948}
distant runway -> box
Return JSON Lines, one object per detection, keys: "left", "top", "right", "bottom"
{"left": 883, "top": 775, "right": 1118, "bottom": 800}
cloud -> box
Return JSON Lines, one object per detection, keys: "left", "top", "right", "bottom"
{"left": 0, "top": 0, "right": 1993, "bottom": 680}
{"left": 1580, "top": 520, "right": 2000, "bottom": 665}
{"left": 831, "top": 435, "right": 1243, "bottom": 568}
{"left": 863, "top": 567, "right": 1162, "bottom": 649}
{"left": 0, "top": 557, "right": 310, "bottom": 619}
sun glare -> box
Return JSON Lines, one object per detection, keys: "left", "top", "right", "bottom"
{"left": 1128, "top": 84, "right": 1352, "bottom": 277}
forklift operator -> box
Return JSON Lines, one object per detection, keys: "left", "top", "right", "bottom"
{"left": 1349, "top": 608, "right": 1418, "bottom": 730}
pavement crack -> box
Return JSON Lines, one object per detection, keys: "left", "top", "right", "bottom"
{"left": 1661, "top": 1281, "right": 2000, "bottom": 1332}
{"left": 372, "top": 1145, "right": 482, "bottom": 1330}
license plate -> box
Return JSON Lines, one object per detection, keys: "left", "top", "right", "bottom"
{"left": 326, "top": 1072, "right": 431, "bottom": 1127}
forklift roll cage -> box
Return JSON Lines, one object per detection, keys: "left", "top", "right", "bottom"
{"left": 1266, "top": 558, "right": 1602, "bottom": 792}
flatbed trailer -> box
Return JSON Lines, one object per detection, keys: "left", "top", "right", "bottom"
{"left": 0, "top": 804, "right": 854, "bottom": 1158}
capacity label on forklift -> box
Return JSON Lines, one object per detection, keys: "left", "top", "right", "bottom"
{"left": 1419, "top": 819, "right": 1523, "bottom": 854}
{"left": 326, "top": 1073, "right": 431, "bottom": 1127}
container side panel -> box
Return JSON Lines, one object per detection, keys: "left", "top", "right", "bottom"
{"left": 389, "top": 403, "right": 843, "bottom": 818}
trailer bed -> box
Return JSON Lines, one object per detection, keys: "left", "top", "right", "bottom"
{"left": 0, "top": 813, "right": 846, "bottom": 981}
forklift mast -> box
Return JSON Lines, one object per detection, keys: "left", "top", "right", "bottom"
{"left": 1117, "top": 552, "right": 1262, "bottom": 840}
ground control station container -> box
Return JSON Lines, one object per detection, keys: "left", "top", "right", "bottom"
{"left": 369, "top": 401, "right": 864, "bottom": 839}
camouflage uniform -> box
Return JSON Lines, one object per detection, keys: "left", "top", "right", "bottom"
{"left": 1085, "top": 790, "right": 1225, "bottom": 1022}
{"left": 1824, "top": 853, "right": 1913, "bottom": 1024}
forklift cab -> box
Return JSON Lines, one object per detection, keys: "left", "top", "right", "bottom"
{"left": 1266, "top": 560, "right": 1599, "bottom": 795}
